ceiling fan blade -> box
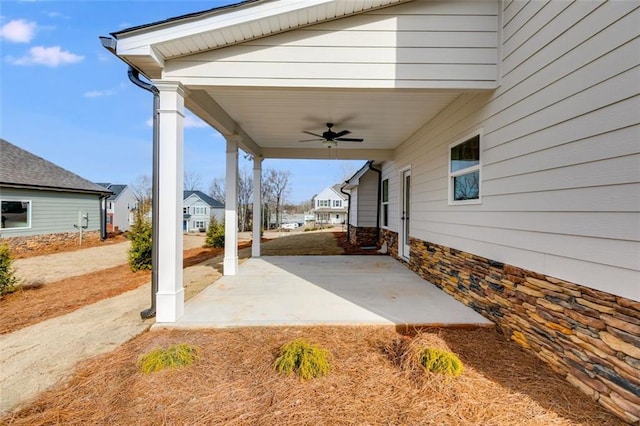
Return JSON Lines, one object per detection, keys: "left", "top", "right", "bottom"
{"left": 336, "top": 137, "right": 364, "bottom": 142}
{"left": 298, "top": 138, "right": 325, "bottom": 142}
{"left": 302, "top": 131, "right": 324, "bottom": 138}
{"left": 334, "top": 130, "right": 351, "bottom": 138}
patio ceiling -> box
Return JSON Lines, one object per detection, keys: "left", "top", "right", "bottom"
{"left": 186, "top": 86, "right": 460, "bottom": 160}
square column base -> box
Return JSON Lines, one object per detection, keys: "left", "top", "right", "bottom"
{"left": 224, "top": 256, "right": 238, "bottom": 275}
{"left": 155, "top": 289, "right": 185, "bottom": 322}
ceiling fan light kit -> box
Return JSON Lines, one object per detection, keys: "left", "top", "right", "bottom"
{"left": 299, "top": 122, "right": 364, "bottom": 146}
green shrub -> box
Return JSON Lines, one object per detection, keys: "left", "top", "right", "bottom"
{"left": 273, "top": 338, "right": 332, "bottom": 380}
{"left": 0, "top": 242, "right": 19, "bottom": 296}
{"left": 137, "top": 343, "right": 200, "bottom": 374}
{"left": 204, "top": 216, "right": 225, "bottom": 248}
{"left": 128, "top": 212, "right": 152, "bottom": 271}
{"left": 418, "top": 348, "right": 463, "bottom": 377}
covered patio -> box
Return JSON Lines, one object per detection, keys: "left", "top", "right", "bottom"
{"left": 103, "top": 0, "right": 499, "bottom": 323}
{"left": 162, "top": 255, "right": 492, "bottom": 328}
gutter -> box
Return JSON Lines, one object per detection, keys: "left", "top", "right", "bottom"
{"left": 100, "top": 36, "right": 159, "bottom": 320}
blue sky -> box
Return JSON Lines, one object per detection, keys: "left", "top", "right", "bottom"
{"left": 0, "top": 1, "right": 362, "bottom": 204}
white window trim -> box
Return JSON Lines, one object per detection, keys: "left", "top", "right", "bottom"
{"left": 381, "top": 178, "right": 390, "bottom": 229}
{"left": 1, "top": 199, "right": 33, "bottom": 230}
{"left": 448, "top": 129, "right": 483, "bottom": 205}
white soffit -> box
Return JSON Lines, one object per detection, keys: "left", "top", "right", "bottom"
{"left": 204, "top": 87, "right": 459, "bottom": 151}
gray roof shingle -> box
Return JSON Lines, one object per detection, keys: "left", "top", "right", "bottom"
{"left": 0, "top": 139, "right": 111, "bottom": 195}
{"left": 184, "top": 190, "right": 224, "bottom": 208}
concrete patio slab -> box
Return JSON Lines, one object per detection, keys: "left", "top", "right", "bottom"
{"left": 158, "top": 256, "right": 493, "bottom": 328}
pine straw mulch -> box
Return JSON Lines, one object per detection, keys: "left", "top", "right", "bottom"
{"left": 3, "top": 326, "right": 623, "bottom": 426}
{"left": 0, "top": 242, "right": 251, "bottom": 335}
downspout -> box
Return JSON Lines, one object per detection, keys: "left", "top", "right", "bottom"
{"left": 339, "top": 184, "right": 351, "bottom": 241}
{"left": 100, "top": 195, "right": 107, "bottom": 240}
{"left": 367, "top": 161, "right": 382, "bottom": 243}
{"left": 100, "top": 36, "right": 158, "bottom": 319}
{"left": 127, "top": 67, "right": 160, "bottom": 320}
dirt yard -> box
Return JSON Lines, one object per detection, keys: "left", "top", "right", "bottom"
{"left": 3, "top": 327, "right": 623, "bottom": 425}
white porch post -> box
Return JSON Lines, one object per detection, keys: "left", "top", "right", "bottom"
{"left": 154, "top": 81, "right": 185, "bottom": 322}
{"left": 223, "top": 137, "right": 239, "bottom": 275}
{"left": 252, "top": 156, "right": 263, "bottom": 257}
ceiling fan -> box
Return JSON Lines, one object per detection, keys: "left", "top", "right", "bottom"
{"left": 299, "top": 123, "right": 364, "bottom": 148}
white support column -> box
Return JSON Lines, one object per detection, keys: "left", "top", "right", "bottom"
{"left": 154, "top": 81, "right": 185, "bottom": 322}
{"left": 223, "top": 137, "right": 239, "bottom": 275}
{"left": 252, "top": 156, "right": 263, "bottom": 257}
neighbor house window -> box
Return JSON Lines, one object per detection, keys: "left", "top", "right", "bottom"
{"left": 333, "top": 200, "right": 342, "bottom": 208}
{"left": 449, "top": 132, "right": 481, "bottom": 203}
{"left": 1, "top": 200, "right": 31, "bottom": 229}
{"left": 317, "top": 199, "right": 329, "bottom": 208}
{"left": 183, "top": 207, "right": 188, "bottom": 214}
{"left": 381, "top": 179, "right": 389, "bottom": 227}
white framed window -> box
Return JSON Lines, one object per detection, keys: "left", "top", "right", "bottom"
{"left": 1, "top": 200, "right": 32, "bottom": 229}
{"left": 194, "top": 220, "right": 206, "bottom": 228}
{"left": 317, "top": 199, "right": 329, "bottom": 208}
{"left": 333, "top": 199, "right": 342, "bottom": 208}
{"left": 449, "top": 131, "right": 482, "bottom": 204}
{"left": 183, "top": 207, "right": 188, "bottom": 214}
{"left": 381, "top": 178, "right": 389, "bottom": 227}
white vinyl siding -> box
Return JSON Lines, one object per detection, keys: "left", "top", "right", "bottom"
{"left": 0, "top": 188, "right": 101, "bottom": 237}
{"left": 164, "top": 1, "right": 499, "bottom": 89}
{"left": 356, "top": 171, "right": 379, "bottom": 227}
{"left": 381, "top": 1, "right": 640, "bottom": 300}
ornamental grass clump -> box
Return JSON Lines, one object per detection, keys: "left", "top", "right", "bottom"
{"left": 137, "top": 343, "right": 199, "bottom": 374}
{"left": 273, "top": 338, "right": 332, "bottom": 381}
{"left": 419, "top": 347, "right": 464, "bottom": 377}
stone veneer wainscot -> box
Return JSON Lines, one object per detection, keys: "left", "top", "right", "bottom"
{"left": 2, "top": 231, "right": 101, "bottom": 256}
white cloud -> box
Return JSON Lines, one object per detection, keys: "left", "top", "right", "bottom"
{"left": 8, "top": 45, "right": 84, "bottom": 67}
{"left": 83, "top": 89, "right": 116, "bottom": 98}
{"left": 0, "top": 19, "right": 37, "bottom": 43}
{"left": 43, "top": 11, "right": 68, "bottom": 19}
{"left": 145, "top": 114, "right": 208, "bottom": 129}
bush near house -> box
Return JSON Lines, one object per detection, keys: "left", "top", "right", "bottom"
{"left": 204, "top": 216, "right": 225, "bottom": 248}
{"left": 128, "top": 213, "right": 152, "bottom": 272}
{"left": 0, "top": 242, "right": 20, "bottom": 295}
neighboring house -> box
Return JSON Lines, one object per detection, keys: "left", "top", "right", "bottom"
{"left": 96, "top": 183, "right": 137, "bottom": 233}
{"left": 312, "top": 185, "right": 348, "bottom": 225}
{"left": 183, "top": 190, "right": 224, "bottom": 232}
{"left": 106, "top": 1, "right": 639, "bottom": 420}
{"left": 0, "top": 139, "right": 111, "bottom": 252}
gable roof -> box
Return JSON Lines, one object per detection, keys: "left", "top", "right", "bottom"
{"left": 0, "top": 139, "right": 111, "bottom": 195}
{"left": 331, "top": 184, "right": 348, "bottom": 200}
{"left": 184, "top": 190, "right": 224, "bottom": 208}
{"left": 96, "top": 183, "right": 128, "bottom": 201}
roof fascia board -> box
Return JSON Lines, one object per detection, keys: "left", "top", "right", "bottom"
{"left": 114, "top": 0, "right": 332, "bottom": 54}
{"left": 0, "top": 183, "right": 112, "bottom": 196}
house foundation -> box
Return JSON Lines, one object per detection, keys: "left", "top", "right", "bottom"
{"left": 348, "top": 226, "right": 378, "bottom": 247}
{"left": 2, "top": 231, "right": 102, "bottom": 256}
{"left": 383, "top": 235, "right": 640, "bottom": 422}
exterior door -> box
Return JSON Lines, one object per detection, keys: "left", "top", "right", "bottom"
{"left": 401, "top": 168, "right": 411, "bottom": 259}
